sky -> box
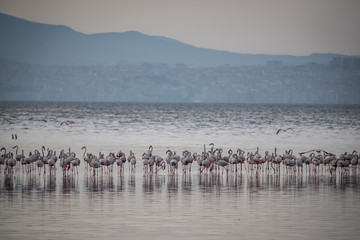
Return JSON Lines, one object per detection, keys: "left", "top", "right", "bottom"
{"left": 0, "top": 0, "right": 360, "bottom": 56}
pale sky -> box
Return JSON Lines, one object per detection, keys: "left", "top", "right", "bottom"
{"left": 1, "top": 0, "right": 360, "bottom": 56}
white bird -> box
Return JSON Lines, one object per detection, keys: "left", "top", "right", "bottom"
{"left": 36, "top": 157, "right": 44, "bottom": 175}
{"left": 90, "top": 157, "right": 101, "bottom": 176}
{"left": 71, "top": 157, "right": 81, "bottom": 174}
{"left": 129, "top": 152, "right": 137, "bottom": 171}
{"left": 4, "top": 153, "right": 16, "bottom": 173}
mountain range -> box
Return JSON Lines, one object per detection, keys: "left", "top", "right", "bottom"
{"left": 1, "top": 12, "right": 359, "bottom": 104}
{"left": 0, "top": 12, "right": 351, "bottom": 67}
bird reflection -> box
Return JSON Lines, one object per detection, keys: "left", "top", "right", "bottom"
{"left": 143, "top": 174, "right": 154, "bottom": 193}
{"left": 62, "top": 174, "right": 79, "bottom": 194}
{"left": 227, "top": 173, "right": 244, "bottom": 191}
{"left": 128, "top": 172, "right": 136, "bottom": 192}
{"left": 181, "top": 173, "right": 192, "bottom": 192}
{"left": 167, "top": 173, "right": 178, "bottom": 197}
{"left": 142, "top": 174, "right": 166, "bottom": 194}
{"left": 198, "top": 172, "right": 229, "bottom": 193}
{"left": 84, "top": 173, "right": 114, "bottom": 192}
{"left": 21, "top": 173, "right": 37, "bottom": 192}
{"left": 247, "top": 174, "right": 264, "bottom": 194}
{"left": 4, "top": 174, "right": 15, "bottom": 191}
{"left": 117, "top": 173, "right": 125, "bottom": 192}
{"left": 45, "top": 173, "right": 57, "bottom": 193}
{"left": 1, "top": 167, "right": 359, "bottom": 197}
{"left": 154, "top": 175, "right": 165, "bottom": 190}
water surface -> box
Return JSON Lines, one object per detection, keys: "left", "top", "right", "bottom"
{"left": 0, "top": 102, "right": 359, "bottom": 239}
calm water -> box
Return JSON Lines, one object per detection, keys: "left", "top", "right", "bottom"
{"left": 0, "top": 102, "right": 360, "bottom": 240}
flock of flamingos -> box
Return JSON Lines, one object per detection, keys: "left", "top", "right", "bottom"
{"left": 0, "top": 143, "right": 359, "bottom": 177}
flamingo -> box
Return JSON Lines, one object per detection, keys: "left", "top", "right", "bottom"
{"left": 350, "top": 151, "right": 358, "bottom": 171}
{"left": 283, "top": 150, "right": 296, "bottom": 173}
{"left": 116, "top": 155, "right": 124, "bottom": 174}
{"left": 115, "top": 150, "right": 125, "bottom": 174}
{"left": 60, "top": 120, "right": 74, "bottom": 126}
{"left": 13, "top": 145, "right": 23, "bottom": 167}
{"left": 128, "top": 152, "right": 136, "bottom": 171}
{"left": 90, "top": 157, "right": 101, "bottom": 176}
{"left": 23, "top": 152, "right": 32, "bottom": 173}
{"left": 299, "top": 149, "right": 333, "bottom": 156}
{"left": 200, "top": 153, "right": 213, "bottom": 173}
{"left": 334, "top": 152, "right": 350, "bottom": 174}
{"left": 336, "top": 154, "right": 345, "bottom": 172}
{"left": 2, "top": 144, "right": 359, "bottom": 178}
{"left": 36, "top": 156, "right": 44, "bottom": 175}
{"left": 276, "top": 128, "right": 293, "bottom": 134}
{"left": 247, "top": 147, "right": 263, "bottom": 173}
{"left": 216, "top": 151, "right": 230, "bottom": 174}
{"left": 104, "top": 152, "right": 112, "bottom": 171}
{"left": 48, "top": 157, "right": 56, "bottom": 173}
{"left": 127, "top": 151, "right": 134, "bottom": 170}
{"left": 343, "top": 154, "right": 351, "bottom": 171}
{"left": 142, "top": 152, "right": 151, "bottom": 174}
{"left": 229, "top": 153, "right": 238, "bottom": 172}
{"left": 82, "top": 146, "right": 93, "bottom": 170}
{"left": 31, "top": 150, "right": 41, "bottom": 172}
{"left": 168, "top": 151, "right": 180, "bottom": 174}
{"left": 219, "top": 149, "right": 232, "bottom": 163}
{"left": 0, "top": 147, "right": 7, "bottom": 171}
{"left": 153, "top": 155, "right": 165, "bottom": 174}
{"left": 58, "top": 149, "right": 69, "bottom": 175}
{"left": 62, "top": 148, "right": 75, "bottom": 174}
{"left": 29, "top": 117, "right": 47, "bottom": 122}
{"left": 296, "top": 156, "right": 303, "bottom": 173}
{"left": 41, "top": 146, "right": 50, "bottom": 173}
{"left": 165, "top": 150, "right": 174, "bottom": 170}
{"left": 99, "top": 152, "right": 108, "bottom": 174}
{"left": 195, "top": 152, "right": 205, "bottom": 171}
{"left": 116, "top": 150, "right": 126, "bottom": 167}
{"left": 261, "top": 151, "right": 272, "bottom": 171}
{"left": 5, "top": 153, "right": 16, "bottom": 173}
{"left": 181, "top": 150, "right": 191, "bottom": 173}
{"left": 329, "top": 154, "right": 338, "bottom": 175}
{"left": 310, "top": 153, "right": 321, "bottom": 173}
{"left": 149, "top": 156, "right": 156, "bottom": 173}
{"left": 236, "top": 149, "right": 246, "bottom": 172}
{"left": 207, "top": 149, "right": 217, "bottom": 171}
{"left": 148, "top": 145, "right": 153, "bottom": 155}
{"left": 71, "top": 157, "right": 81, "bottom": 174}
{"left": 323, "top": 153, "right": 333, "bottom": 171}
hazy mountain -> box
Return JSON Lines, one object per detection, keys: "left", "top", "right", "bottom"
{"left": 0, "top": 12, "right": 348, "bottom": 67}
{"left": 1, "top": 12, "right": 359, "bottom": 104}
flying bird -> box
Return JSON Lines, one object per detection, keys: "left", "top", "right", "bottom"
{"left": 29, "top": 117, "right": 47, "bottom": 122}
{"left": 6, "top": 119, "right": 16, "bottom": 124}
{"left": 60, "top": 120, "right": 75, "bottom": 126}
{"left": 298, "top": 149, "right": 333, "bottom": 155}
{"left": 276, "top": 128, "right": 293, "bottom": 135}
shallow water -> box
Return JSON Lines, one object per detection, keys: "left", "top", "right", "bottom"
{"left": 0, "top": 102, "right": 360, "bottom": 239}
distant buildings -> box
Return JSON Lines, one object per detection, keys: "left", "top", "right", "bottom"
{"left": 330, "top": 57, "right": 360, "bottom": 70}
{"left": 0, "top": 58, "right": 359, "bottom": 104}
{"left": 266, "top": 60, "right": 283, "bottom": 69}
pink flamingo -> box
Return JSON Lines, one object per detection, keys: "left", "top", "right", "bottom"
{"left": 276, "top": 128, "right": 293, "bottom": 134}
{"left": 0, "top": 147, "right": 7, "bottom": 171}
{"left": 129, "top": 152, "right": 137, "bottom": 171}
{"left": 5, "top": 153, "right": 16, "bottom": 173}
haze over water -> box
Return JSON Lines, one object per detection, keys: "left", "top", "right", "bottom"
{"left": 0, "top": 102, "right": 360, "bottom": 239}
